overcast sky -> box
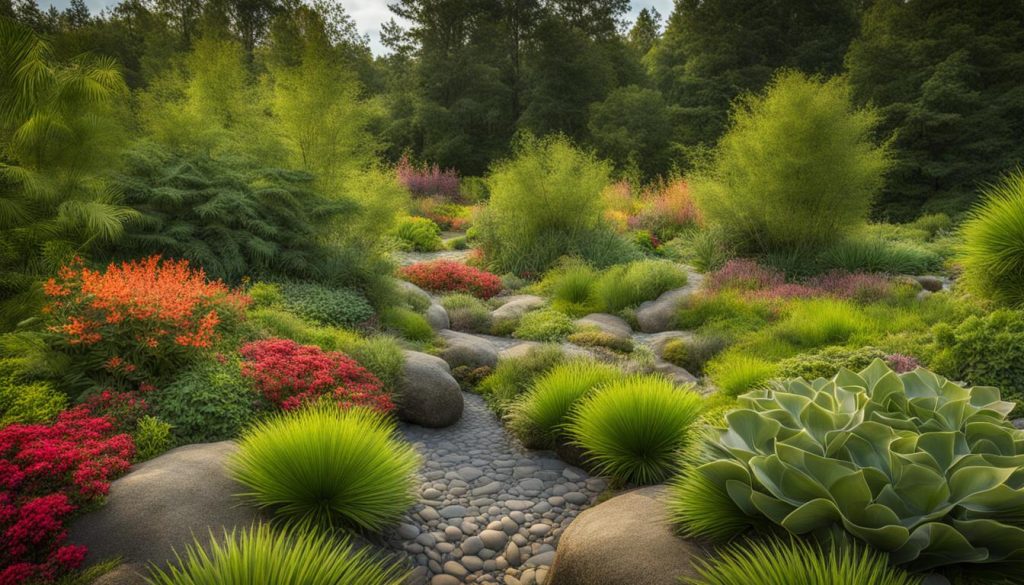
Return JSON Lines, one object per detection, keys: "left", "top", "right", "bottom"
{"left": 37, "top": 0, "right": 675, "bottom": 54}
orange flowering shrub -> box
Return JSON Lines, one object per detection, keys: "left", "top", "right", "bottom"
{"left": 43, "top": 256, "right": 249, "bottom": 392}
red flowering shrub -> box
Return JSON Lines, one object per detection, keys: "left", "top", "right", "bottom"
{"left": 239, "top": 339, "right": 393, "bottom": 413}
{"left": 396, "top": 155, "right": 460, "bottom": 200}
{"left": 0, "top": 409, "right": 134, "bottom": 584}
{"left": 399, "top": 260, "right": 502, "bottom": 299}
{"left": 43, "top": 256, "right": 249, "bottom": 391}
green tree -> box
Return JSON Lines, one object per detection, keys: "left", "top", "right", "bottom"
{"left": 0, "top": 17, "right": 135, "bottom": 329}
{"left": 691, "top": 71, "right": 889, "bottom": 254}
{"left": 587, "top": 84, "right": 674, "bottom": 178}
{"left": 627, "top": 7, "right": 659, "bottom": 56}
{"left": 846, "top": 0, "right": 1024, "bottom": 218}
{"left": 649, "top": 0, "right": 861, "bottom": 167}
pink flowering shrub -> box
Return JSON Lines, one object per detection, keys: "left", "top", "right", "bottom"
{"left": 707, "top": 260, "right": 897, "bottom": 302}
{"left": 0, "top": 409, "right": 134, "bottom": 584}
{"left": 706, "top": 260, "right": 785, "bottom": 293}
{"left": 885, "top": 353, "right": 921, "bottom": 373}
{"left": 396, "top": 155, "right": 460, "bottom": 200}
{"left": 399, "top": 260, "right": 502, "bottom": 299}
{"left": 239, "top": 339, "right": 393, "bottom": 413}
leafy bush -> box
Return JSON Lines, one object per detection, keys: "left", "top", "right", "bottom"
{"left": 278, "top": 281, "right": 373, "bottom": 327}
{"left": 691, "top": 71, "right": 889, "bottom": 254}
{"left": 146, "top": 524, "right": 408, "bottom": 585}
{"left": 0, "top": 408, "right": 134, "bottom": 583}
{"left": 133, "top": 415, "right": 173, "bottom": 461}
{"left": 705, "top": 352, "right": 778, "bottom": 397}
{"left": 672, "top": 360, "right": 1024, "bottom": 573}
{"left": 661, "top": 336, "right": 727, "bottom": 376}
{"left": 566, "top": 374, "right": 702, "bottom": 485}
{"left": 592, "top": 260, "right": 687, "bottom": 313}
{"left": 818, "top": 237, "right": 942, "bottom": 275}
{"left": 477, "top": 345, "right": 566, "bottom": 414}
{"left": 687, "top": 538, "right": 921, "bottom": 585}
{"left": 513, "top": 309, "right": 577, "bottom": 342}
{"left": 440, "top": 294, "right": 492, "bottom": 333}
{"left": 776, "top": 345, "right": 887, "bottom": 380}
{"left": 229, "top": 406, "right": 419, "bottom": 531}
{"left": 151, "top": 358, "right": 259, "bottom": 445}
{"left": 239, "top": 339, "right": 392, "bottom": 413}
{"left": 247, "top": 282, "right": 283, "bottom": 308}
{"left": 399, "top": 260, "right": 503, "bottom": 299}
{"left": 934, "top": 310, "right": 1024, "bottom": 408}
{"left": 42, "top": 256, "right": 249, "bottom": 394}
{"left": 566, "top": 330, "right": 634, "bottom": 353}
{"left": 508, "top": 361, "right": 623, "bottom": 449}
{"left": 0, "top": 358, "right": 67, "bottom": 426}
{"left": 960, "top": 170, "right": 1024, "bottom": 306}
{"left": 476, "top": 135, "right": 636, "bottom": 275}
{"left": 910, "top": 212, "right": 953, "bottom": 239}
{"left": 380, "top": 307, "right": 434, "bottom": 342}
{"left": 393, "top": 216, "right": 443, "bottom": 252}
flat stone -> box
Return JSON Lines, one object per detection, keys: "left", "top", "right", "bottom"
{"left": 463, "top": 535, "right": 485, "bottom": 555}
{"left": 525, "top": 550, "right": 556, "bottom": 567}
{"left": 491, "top": 295, "right": 546, "bottom": 321}
{"left": 479, "top": 529, "right": 508, "bottom": 550}
{"left": 444, "top": 561, "right": 469, "bottom": 579}
{"left": 432, "top": 575, "right": 461, "bottom": 585}
{"left": 635, "top": 273, "right": 703, "bottom": 333}
{"left": 575, "top": 313, "right": 632, "bottom": 340}
{"left": 506, "top": 499, "right": 534, "bottom": 511}
{"left": 440, "top": 505, "right": 469, "bottom": 519}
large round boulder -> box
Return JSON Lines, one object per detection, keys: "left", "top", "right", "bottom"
{"left": 575, "top": 313, "right": 632, "bottom": 340}
{"left": 68, "top": 441, "right": 263, "bottom": 585}
{"left": 397, "top": 350, "right": 464, "bottom": 428}
{"left": 438, "top": 330, "right": 499, "bottom": 370}
{"left": 491, "top": 295, "right": 546, "bottom": 322}
{"left": 425, "top": 302, "right": 450, "bottom": 330}
{"left": 548, "top": 486, "right": 705, "bottom": 585}
{"left": 635, "top": 273, "right": 703, "bottom": 333}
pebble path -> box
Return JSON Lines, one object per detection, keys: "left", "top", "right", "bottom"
{"left": 384, "top": 393, "right": 606, "bottom": 585}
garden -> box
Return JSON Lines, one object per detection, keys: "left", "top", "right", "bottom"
{"left": 1, "top": 2, "right": 1024, "bottom": 585}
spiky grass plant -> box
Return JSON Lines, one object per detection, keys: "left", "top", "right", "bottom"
{"left": 507, "top": 361, "right": 623, "bottom": 449}
{"left": 704, "top": 352, "right": 777, "bottom": 397}
{"left": 476, "top": 345, "right": 567, "bottom": 415}
{"left": 566, "top": 374, "right": 702, "bottom": 485}
{"left": 686, "top": 537, "right": 921, "bottom": 585}
{"left": 592, "top": 259, "right": 687, "bottom": 313}
{"left": 960, "top": 170, "right": 1024, "bottom": 307}
{"left": 145, "top": 524, "right": 408, "bottom": 585}
{"left": 774, "top": 298, "right": 864, "bottom": 347}
{"left": 229, "top": 406, "right": 420, "bottom": 532}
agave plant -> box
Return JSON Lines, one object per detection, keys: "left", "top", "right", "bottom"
{"left": 672, "top": 359, "right": 1024, "bottom": 573}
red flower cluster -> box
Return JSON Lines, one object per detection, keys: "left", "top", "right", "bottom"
{"left": 0, "top": 409, "right": 134, "bottom": 584}
{"left": 396, "top": 154, "right": 460, "bottom": 200}
{"left": 399, "top": 260, "right": 502, "bottom": 299}
{"left": 707, "top": 260, "right": 897, "bottom": 302}
{"left": 239, "top": 339, "right": 393, "bottom": 413}
{"left": 43, "top": 256, "right": 249, "bottom": 388}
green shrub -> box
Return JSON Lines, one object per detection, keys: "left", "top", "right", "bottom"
{"left": 0, "top": 358, "right": 67, "bottom": 426}
{"left": 692, "top": 71, "right": 889, "bottom": 254}
{"left": 229, "top": 406, "right": 420, "bottom": 531}
{"left": 133, "top": 416, "right": 173, "bottom": 461}
{"left": 776, "top": 345, "right": 887, "bottom": 380}
{"left": 447, "top": 236, "right": 468, "bottom": 250}
{"left": 566, "top": 330, "right": 633, "bottom": 353}
{"left": 960, "top": 170, "right": 1024, "bottom": 306}
{"left": 380, "top": 307, "right": 434, "bottom": 342}
{"left": 477, "top": 345, "right": 566, "bottom": 414}
{"left": 686, "top": 538, "right": 921, "bottom": 585}
{"left": 440, "top": 294, "right": 492, "bottom": 333}
{"left": 672, "top": 360, "right": 1024, "bottom": 574}
{"left": 774, "top": 299, "right": 864, "bottom": 348}
{"left": 592, "top": 260, "right": 687, "bottom": 313}
{"left": 151, "top": 358, "right": 260, "bottom": 445}
{"left": 661, "top": 336, "right": 727, "bottom": 376}
{"left": 279, "top": 281, "right": 374, "bottom": 327}
{"left": 513, "top": 309, "right": 577, "bottom": 342}
{"left": 541, "top": 260, "right": 599, "bottom": 317}
{"left": 476, "top": 135, "right": 636, "bottom": 274}
{"left": 818, "top": 237, "right": 942, "bottom": 275}
{"left": 566, "top": 374, "right": 703, "bottom": 485}
{"left": 145, "top": 524, "right": 408, "bottom": 585}
{"left": 675, "top": 292, "right": 774, "bottom": 339}
{"left": 247, "top": 282, "right": 283, "bottom": 308}
{"left": 508, "top": 361, "right": 623, "bottom": 449}
{"left": 910, "top": 212, "right": 953, "bottom": 239}
{"left": 936, "top": 309, "right": 1024, "bottom": 409}
{"left": 705, "top": 352, "right": 777, "bottom": 397}
{"left": 394, "top": 216, "right": 443, "bottom": 252}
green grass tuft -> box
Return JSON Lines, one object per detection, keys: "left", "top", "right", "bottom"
{"left": 960, "top": 170, "right": 1024, "bottom": 307}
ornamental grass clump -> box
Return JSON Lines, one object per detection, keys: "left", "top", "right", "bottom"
{"left": 671, "top": 359, "right": 1024, "bottom": 574}
{"left": 229, "top": 406, "right": 419, "bottom": 532}
{"left": 566, "top": 374, "right": 703, "bottom": 485}
{"left": 145, "top": 524, "right": 408, "bottom": 585}
{"left": 960, "top": 170, "right": 1024, "bottom": 307}
{"left": 507, "top": 361, "right": 623, "bottom": 449}
{"left": 393, "top": 216, "right": 443, "bottom": 252}
{"left": 591, "top": 260, "right": 687, "bottom": 313}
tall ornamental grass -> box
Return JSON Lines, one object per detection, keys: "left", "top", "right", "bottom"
{"left": 960, "top": 170, "right": 1024, "bottom": 307}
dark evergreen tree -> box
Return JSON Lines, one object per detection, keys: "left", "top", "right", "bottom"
{"left": 627, "top": 6, "right": 660, "bottom": 57}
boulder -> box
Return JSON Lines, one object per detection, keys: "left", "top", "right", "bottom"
{"left": 649, "top": 359, "right": 699, "bottom": 387}
{"left": 438, "top": 330, "right": 499, "bottom": 370}
{"left": 396, "top": 279, "right": 433, "bottom": 305}
{"left": 548, "top": 486, "right": 705, "bottom": 585}
{"left": 915, "top": 275, "right": 945, "bottom": 292}
{"left": 397, "top": 350, "right": 464, "bottom": 428}
{"left": 642, "top": 331, "right": 695, "bottom": 358}
{"left": 426, "top": 302, "right": 450, "bottom": 330}
{"left": 68, "top": 441, "right": 264, "bottom": 585}
{"left": 635, "top": 276, "right": 702, "bottom": 334}
{"left": 491, "top": 295, "right": 546, "bottom": 322}
{"left": 575, "top": 313, "right": 632, "bottom": 340}
{"left": 499, "top": 341, "right": 545, "bottom": 361}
